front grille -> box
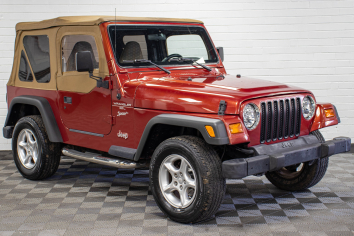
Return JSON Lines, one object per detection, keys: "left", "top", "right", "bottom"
{"left": 260, "top": 97, "right": 301, "bottom": 143}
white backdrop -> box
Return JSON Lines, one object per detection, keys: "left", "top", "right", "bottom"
{"left": 1, "top": 0, "right": 353, "bottom": 149}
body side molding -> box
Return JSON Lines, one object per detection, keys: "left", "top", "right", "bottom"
{"left": 69, "top": 129, "right": 104, "bottom": 137}
{"left": 134, "top": 114, "right": 229, "bottom": 161}
{"left": 4, "top": 95, "right": 63, "bottom": 142}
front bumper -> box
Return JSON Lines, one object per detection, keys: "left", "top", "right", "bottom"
{"left": 222, "top": 135, "right": 351, "bottom": 179}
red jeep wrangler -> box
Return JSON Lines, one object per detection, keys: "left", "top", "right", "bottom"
{"left": 3, "top": 16, "right": 351, "bottom": 223}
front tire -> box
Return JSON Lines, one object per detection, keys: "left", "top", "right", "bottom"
{"left": 150, "top": 136, "right": 225, "bottom": 223}
{"left": 265, "top": 130, "right": 328, "bottom": 191}
{"left": 12, "top": 115, "right": 61, "bottom": 180}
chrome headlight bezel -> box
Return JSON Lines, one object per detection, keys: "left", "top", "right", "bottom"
{"left": 302, "top": 95, "right": 316, "bottom": 120}
{"left": 243, "top": 103, "right": 260, "bottom": 130}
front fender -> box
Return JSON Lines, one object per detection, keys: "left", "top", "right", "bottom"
{"left": 310, "top": 103, "right": 340, "bottom": 132}
{"left": 134, "top": 114, "right": 230, "bottom": 161}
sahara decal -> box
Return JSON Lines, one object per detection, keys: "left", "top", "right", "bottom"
{"left": 117, "top": 130, "right": 128, "bottom": 139}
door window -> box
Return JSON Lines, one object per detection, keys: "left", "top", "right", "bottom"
{"left": 61, "top": 35, "right": 99, "bottom": 72}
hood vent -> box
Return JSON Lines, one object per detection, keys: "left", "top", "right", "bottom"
{"left": 260, "top": 97, "right": 301, "bottom": 143}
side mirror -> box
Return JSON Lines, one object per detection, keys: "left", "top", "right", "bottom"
{"left": 75, "top": 51, "right": 109, "bottom": 89}
{"left": 216, "top": 47, "right": 224, "bottom": 62}
{"left": 76, "top": 51, "right": 94, "bottom": 73}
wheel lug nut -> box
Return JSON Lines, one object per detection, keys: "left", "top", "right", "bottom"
{"left": 184, "top": 181, "right": 186, "bottom": 184}
{"left": 174, "top": 173, "right": 177, "bottom": 178}
{"left": 174, "top": 181, "right": 178, "bottom": 186}
{"left": 180, "top": 186, "right": 183, "bottom": 190}
{"left": 180, "top": 172, "right": 183, "bottom": 177}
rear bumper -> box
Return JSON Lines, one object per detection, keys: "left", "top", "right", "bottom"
{"left": 222, "top": 135, "right": 351, "bottom": 179}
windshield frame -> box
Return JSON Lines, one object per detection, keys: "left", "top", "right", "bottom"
{"left": 107, "top": 23, "right": 219, "bottom": 70}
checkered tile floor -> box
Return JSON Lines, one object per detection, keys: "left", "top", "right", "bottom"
{"left": 0, "top": 150, "right": 354, "bottom": 235}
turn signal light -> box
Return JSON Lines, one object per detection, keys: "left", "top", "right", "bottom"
{"left": 324, "top": 109, "right": 335, "bottom": 118}
{"left": 229, "top": 123, "right": 243, "bottom": 134}
{"left": 205, "top": 126, "right": 216, "bottom": 137}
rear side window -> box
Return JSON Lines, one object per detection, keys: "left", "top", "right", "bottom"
{"left": 61, "top": 35, "right": 99, "bottom": 72}
{"left": 23, "top": 35, "right": 51, "bottom": 83}
{"left": 18, "top": 50, "right": 34, "bottom": 82}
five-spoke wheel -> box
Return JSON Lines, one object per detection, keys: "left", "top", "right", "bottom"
{"left": 159, "top": 154, "right": 196, "bottom": 209}
{"left": 12, "top": 115, "right": 61, "bottom": 180}
{"left": 17, "top": 129, "right": 39, "bottom": 169}
{"left": 266, "top": 130, "right": 329, "bottom": 191}
{"left": 150, "top": 136, "right": 225, "bottom": 223}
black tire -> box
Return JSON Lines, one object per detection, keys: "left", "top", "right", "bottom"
{"left": 149, "top": 136, "right": 225, "bottom": 223}
{"left": 12, "top": 115, "right": 61, "bottom": 180}
{"left": 265, "top": 130, "right": 328, "bottom": 191}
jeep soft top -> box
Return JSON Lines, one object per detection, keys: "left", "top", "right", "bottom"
{"left": 3, "top": 16, "right": 351, "bottom": 223}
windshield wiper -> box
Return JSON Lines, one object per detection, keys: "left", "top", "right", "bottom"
{"left": 123, "top": 59, "right": 171, "bottom": 74}
{"left": 170, "top": 57, "right": 212, "bottom": 71}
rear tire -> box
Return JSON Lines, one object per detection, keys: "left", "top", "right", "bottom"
{"left": 12, "top": 115, "right": 61, "bottom": 180}
{"left": 150, "top": 136, "right": 225, "bottom": 223}
{"left": 265, "top": 130, "right": 328, "bottom": 191}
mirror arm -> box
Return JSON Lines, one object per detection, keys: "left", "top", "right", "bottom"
{"left": 89, "top": 72, "right": 109, "bottom": 89}
{"left": 89, "top": 72, "right": 102, "bottom": 81}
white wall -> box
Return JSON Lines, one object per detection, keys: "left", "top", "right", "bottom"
{"left": 0, "top": 0, "right": 353, "bottom": 149}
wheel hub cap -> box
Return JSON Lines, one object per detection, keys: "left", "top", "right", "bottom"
{"left": 17, "top": 129, "right": 39, "bottom": 169}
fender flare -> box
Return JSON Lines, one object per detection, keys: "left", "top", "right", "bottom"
{"left": 4, "top": 95, "right": 63, "bottom": 142}
{"left": 133, "top": 114, "right": 229, "bottom": 161}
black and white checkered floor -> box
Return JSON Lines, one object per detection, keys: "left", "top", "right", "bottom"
{"left": 0, "top": 150, "right": 353, "bottom": 236}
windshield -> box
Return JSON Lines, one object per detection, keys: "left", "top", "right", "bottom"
{"left": 108, "top": 25, "right": 218, "bottom": 67}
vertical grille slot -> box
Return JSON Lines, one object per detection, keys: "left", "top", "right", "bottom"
{"left": 290, "top": 98, "right": 295, "bottom": 137}
{"left": 279, "top": 100, "right": 284, "bottom": 140}
{"left": 273, "top": 101, "right": 278, "bottom": 141}
{"left": 295, "top": 98, "right": 301, "bottom": 136}
{"left": 266, "top": 102, "right": 273, "bottom": 142}
{"left": 259, "top": 97, "right": 301, "bottom": 143}
{"left": 260, "top": 103, "right": 266, "bottom": 143}
{"left": 284, "top": 99, "right": 290, "bottom": 138}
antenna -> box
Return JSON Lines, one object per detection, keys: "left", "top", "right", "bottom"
{"left": 114, "top": 8, "right": 117, "bottom": 58}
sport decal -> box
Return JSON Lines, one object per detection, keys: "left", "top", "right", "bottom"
{"left": 117, "top": 111, "right": 129, "bottom": 116}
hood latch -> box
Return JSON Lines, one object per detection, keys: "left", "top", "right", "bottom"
{"left": 218, "top": 100, "right": 227, "bottom": 116}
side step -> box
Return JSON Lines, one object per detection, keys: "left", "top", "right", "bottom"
{"left": 62, "top": 148, "right": 148, "bottom": 169}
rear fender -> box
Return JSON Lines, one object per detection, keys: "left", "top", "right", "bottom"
{"left": 4, "top": 95, "right": 63, "bottom": 142}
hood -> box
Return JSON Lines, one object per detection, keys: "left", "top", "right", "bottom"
{"left": 133, "top": 73, "right": 312, "bottom": 114}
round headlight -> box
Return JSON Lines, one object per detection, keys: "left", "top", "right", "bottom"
{"left": 302, "top": 96, "right": 316, "bottom": 120}
{"left": 243, "top": 103, "right": 260, "bottom": 130}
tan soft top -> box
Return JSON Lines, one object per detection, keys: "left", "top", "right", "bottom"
{"left": 16, "top": 15, "right": 204, "bottom": 31}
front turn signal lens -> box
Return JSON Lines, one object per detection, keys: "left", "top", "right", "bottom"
{"left": 205, "top": 126, "right": 215, "bottom": 137}
{"left": 229, "top": 123, "right": 243, "bottom": 134}
{"left": 324, "top": 108, "right": 335, "bottom": 118}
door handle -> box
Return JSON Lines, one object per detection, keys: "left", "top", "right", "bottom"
{"left": 64, "top": 96, "right": 72, "bottom": 104}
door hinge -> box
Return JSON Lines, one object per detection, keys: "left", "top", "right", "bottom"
{"left": 104, "top": 115, "right": 115, "bottom": 125}
{"left": 109, "top": 80, "right": 114, "bottom": 90}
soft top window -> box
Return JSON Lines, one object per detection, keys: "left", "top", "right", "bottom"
{"left": 108, "top": 25, "right": 218, "bottom": 67}
{"left": 18, "top": 50, "right": 34, "bottom": 82}
{"left": 23, "top": 35, "right": 51, "bottom": 83}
